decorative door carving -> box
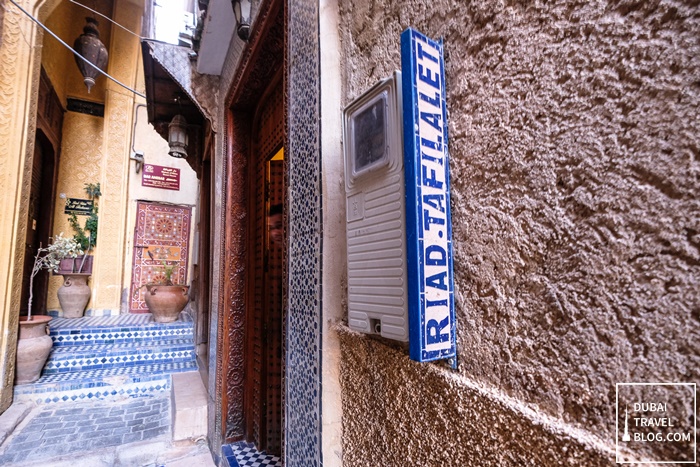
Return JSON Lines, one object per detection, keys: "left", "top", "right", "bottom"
{"left": 129, "top": 202, "right": 192, "bottom": 313}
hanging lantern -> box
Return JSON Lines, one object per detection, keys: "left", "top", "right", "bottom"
{"left": 231, "top": 0, "right": 252, "bottom": 41}
{"left": 73, "top": 17, "right": 109, "bottom": 93}
{"left": 168, "top": 114, "right": 189, "bottom": 158}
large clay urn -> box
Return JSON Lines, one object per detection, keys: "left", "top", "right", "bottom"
{"left": 57, "top": 273, "right": 91, "bottom": 318}
{"left": 144, "top": 284, "right": 189, "bottom": 323}
{"left": 16, "top": 316, "right": 53, "bottom": 384}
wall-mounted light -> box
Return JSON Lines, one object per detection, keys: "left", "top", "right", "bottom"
{"left": 231, "top": 0, "right": 251, "bottom": 41}
{"left": 73, "top": 17, "right": 109, "bottom": 93}
{"left": 168, "top": 114, "right": 188, "bottom": 158}
{"left": 130, "top": 150, "right": 145, "bottom": 173}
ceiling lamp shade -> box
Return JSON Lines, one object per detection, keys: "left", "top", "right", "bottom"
{"left": 168, "top": 114, "right": 189, "bottom": 158}
{"left": 73, "top": 17, "right": 109, "bottom": 93}
{"left": 231, "top": 0, "right": 252, "bottom": 41}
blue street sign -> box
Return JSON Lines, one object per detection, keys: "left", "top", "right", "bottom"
{"left": 401, "top": 28, "right": 457, "bottom": 362}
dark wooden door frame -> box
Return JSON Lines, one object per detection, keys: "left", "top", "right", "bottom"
{"left": 217, "top": 0, "right": 285, "bottom": 445}
{"left": 20, "top": 68, "right": 63, "bottom": 316}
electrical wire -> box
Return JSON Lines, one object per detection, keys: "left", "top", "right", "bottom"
{"left": 7, "top": 0, "right": 146, "bottom": 99}
{"left": 69, "top": 0, "right": 144, "bottom": 40}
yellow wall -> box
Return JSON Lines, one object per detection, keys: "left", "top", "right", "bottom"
{"left": 41, "top": 0, "right": 141, "bottom": 315}
{"left": 0, "top": 0, "right": 63, "bottom": 413}
{"left": 46, "top": 111, "right": 104, "bottom": 310}
{"left": 121, "top": 41, "right": 199, "bottom": 312}
{"left": 93, "top": 0, "right": 142, "bottom": 313}
{"left": 0, "top": 0, "right": 187, "bottom": 414}
{"left": 42, "top": 1, "right": 113, "bottom": 108}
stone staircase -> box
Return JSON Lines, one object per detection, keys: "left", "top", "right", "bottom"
{"left": 13, "top": 312, "right": 197, "bottom": 404}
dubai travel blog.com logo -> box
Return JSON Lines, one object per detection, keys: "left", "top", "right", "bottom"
{"left": 616, "top": 383, "right": 696, "bottom": 464}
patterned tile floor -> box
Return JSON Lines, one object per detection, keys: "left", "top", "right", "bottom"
{"left": 223, "top": 442, "right": 281, "bottom": 467}
{"left": 49, "top": 314, "right": 193, "bottom": 348}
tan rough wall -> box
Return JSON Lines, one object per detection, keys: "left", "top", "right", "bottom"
{"left": 339, "top": 0, "right": 700, "bottom": 463}
{"left": 338, "top": 327, "right": 615, "bottom": 466}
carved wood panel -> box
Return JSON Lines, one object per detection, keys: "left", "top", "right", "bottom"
{"left": 220, "top": 0, "right": 285, "bottom": 445}
{"left": 245, "top": 138, "right": 265, "bottom": 447}
{"left": 221, "top": 112, "right": 250, "bottom": 441}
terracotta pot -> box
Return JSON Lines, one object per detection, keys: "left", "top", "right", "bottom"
{"left": 144, "top": 284, "right": 189, "bottom": 323}
{"left": 57, "top": 273, "right": 91, "bottom": 318}
{"left": 57, "top": 255, "right": 93, "bottom": 275}
{"left": 16, "top": 315, "right": 53, "bottom": 384}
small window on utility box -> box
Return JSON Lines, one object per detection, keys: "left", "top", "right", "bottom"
{"left": 350, "top": 91, "right": 388, "bottom": 177}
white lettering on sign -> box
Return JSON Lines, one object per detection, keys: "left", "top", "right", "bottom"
{"left": 415, "top": 37, "right": 452, "bottom": 354}
{"left": 402, "top": 28, "right": 456, "bottom": 362}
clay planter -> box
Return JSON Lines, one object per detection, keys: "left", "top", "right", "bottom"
{"left": 16, "top": 315, "right": 53, "bottom": 384}
{"left": 144, "top": 284, "right": 189, "bottom": 323}
{"left": 57, "top": 273, "right": 91, "bottom": 318}
{"left": 57, "top": 255, "right": 93, "bottom": 275}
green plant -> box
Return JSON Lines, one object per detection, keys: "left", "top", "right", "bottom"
{"left": 147, "top": 250, "right": 175, "bottom": 286}
{"left": 67, "top": 182, "right": 100, "bottom": 272}
{"left": 27, "top": 233, "right": 83, "bottom": 320}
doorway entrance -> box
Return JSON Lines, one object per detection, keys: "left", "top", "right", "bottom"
{"left": 244, "top": 73, "right": 285, "bottom": 456}
{"left": 20, "top": 135, "right": 58, "bottom": 316}
{"left": 129, "top": 202, "right": 192, "bottom": 313}
{"left": 21, "top": 69, "right": 62, "bottom": 317}
{"left": 217, "top": 0, "right": 286, "bottom": 451}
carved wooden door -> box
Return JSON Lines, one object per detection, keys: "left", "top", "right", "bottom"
{"left": 129, "top": 202, "right": 192, "bottom": 313}
{"left": 245, "top": 74, "right": 284, "bottom": 456}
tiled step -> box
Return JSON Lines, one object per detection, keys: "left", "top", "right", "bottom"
{"left": 14, "top": 361, "right": 197, "bottom": 404}
{"left": 49, "top": 313, "right": 193, "bottom": 347}
{"left": 43, "top": 338, "right": 195, "bottom": 375}
{"left": 14, "top": 312, "right": 198, "bottom": 404}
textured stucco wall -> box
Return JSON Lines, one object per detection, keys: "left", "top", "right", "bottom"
{"left": 338, "top": 327, "right": 615, "bottom": 466}
{"left": 338, "top": 0, "right": 699, "bottom": 464}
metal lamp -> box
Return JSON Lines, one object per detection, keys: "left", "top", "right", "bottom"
{"left": 73, "top": 17, "right": 109, "bottom": 93}
{"left": 231, "top": 0, "right": 251, "bottom": 41}
{"left": 168, "top": 114, "right": 188, "bottom": 158}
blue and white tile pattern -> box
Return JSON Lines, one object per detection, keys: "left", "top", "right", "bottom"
{"left": 14, "top": 313, "right": 197, "bottom": 404}
{"left": 223, "top": 442, "right": 281, "bottom": 467}
{"left": 287, "top": 0, "right": 323, "bottom": 463}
